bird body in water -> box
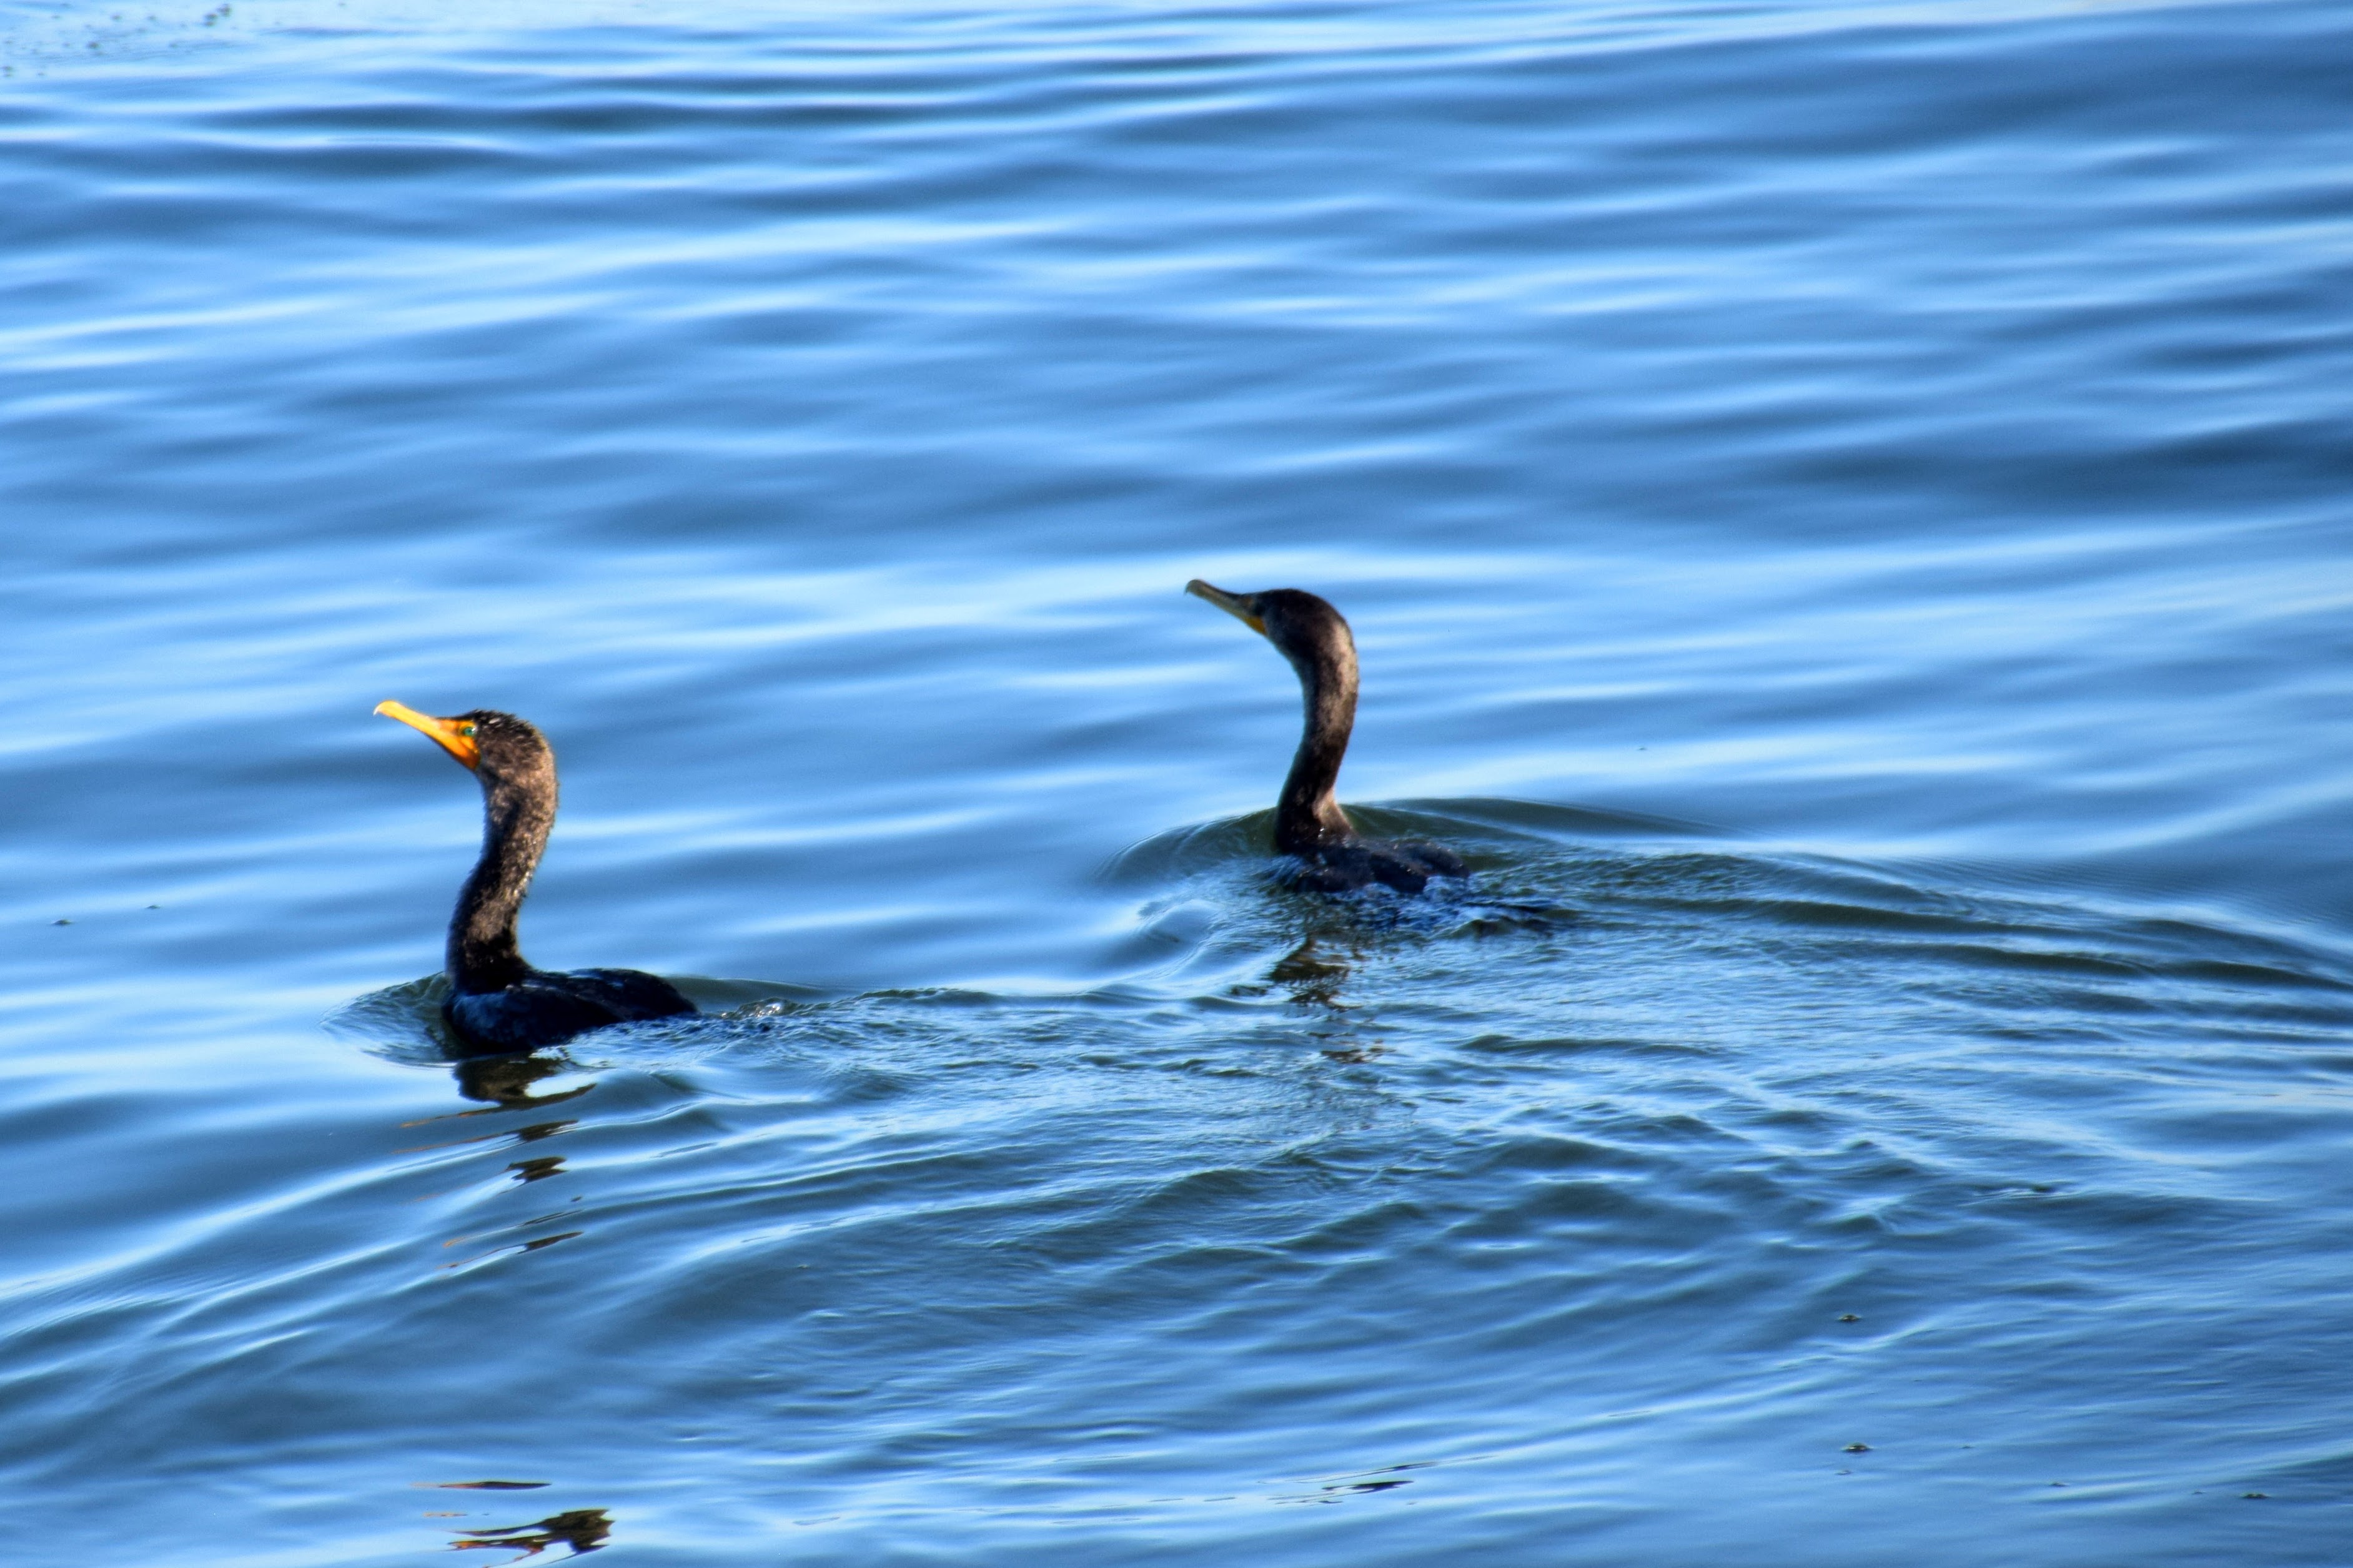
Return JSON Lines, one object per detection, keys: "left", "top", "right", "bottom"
{"left": 1186, "top": 581, "right": 1467, "bottom": 894}
{"left": 376, "top": 701, "right": 694, "bottom": 1054}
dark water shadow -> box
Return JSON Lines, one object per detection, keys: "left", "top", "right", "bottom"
{"left": 448, "top": 1506, "right": 611, "bottom": 1559}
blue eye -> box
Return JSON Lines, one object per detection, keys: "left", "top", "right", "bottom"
{"left": 460, "top": 724, "right": 477, "bottom": 736}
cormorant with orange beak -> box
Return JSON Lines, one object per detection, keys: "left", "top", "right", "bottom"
{"left": 376, "top": 702, "right": 694, "bottom": 1053}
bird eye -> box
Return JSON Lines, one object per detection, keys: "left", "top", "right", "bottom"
{"left": 459, "top": 724, "right": 477, "bottom": 736}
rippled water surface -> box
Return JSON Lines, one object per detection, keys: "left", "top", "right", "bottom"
{"left": 7, "top": 0, "right": 2353, "bottom": 1561}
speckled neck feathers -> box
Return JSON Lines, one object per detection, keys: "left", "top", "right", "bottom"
{"left": 449, "top": 731, "right": 558, "bottom": 994}
{"left": 1269, "top": 601, "right": 1361, "bottom": 856}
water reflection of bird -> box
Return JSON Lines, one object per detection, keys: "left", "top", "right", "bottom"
{"left": 449, "top": 1506, "right": 612, "bottom": 1556}
{"left": 1186, "top": 582, "right": 1467, "bottom": 894}
{"left": 1270, "top": 935, "right": 1353, "bottom": 1007}
{"left": 377, "top": 703, "right": 693, "bottom": 1054}
{"left": 452, "top": 1050, "right": 593, "bottom": 1109}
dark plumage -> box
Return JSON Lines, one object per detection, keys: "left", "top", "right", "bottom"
{"left": 376, "top": 701, "right": 694, "bottom": 1054}
{"left": 1185, "top": 581, "right": 1467, "bottom": 894}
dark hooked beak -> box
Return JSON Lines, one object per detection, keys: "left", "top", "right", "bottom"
{"left": 1186, "top": 579, "right": 1267, "bottom": 636}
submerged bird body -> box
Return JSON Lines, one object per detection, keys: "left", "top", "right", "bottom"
{"left": 1186, "top": 581, "right": 1467, "bottom": 894}
{"left": 377, "top": 703, "right": 693, "bottom": 1054}
{"left": 445, "top": 965, "right": 693, "bottom": 1057}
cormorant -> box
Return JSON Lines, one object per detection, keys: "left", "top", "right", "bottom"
{"left": 1185, "top": 581, "right": 1467, "bottom": 894}
{"left": 376, "top": 701, "right": 694, "bottom": 1053}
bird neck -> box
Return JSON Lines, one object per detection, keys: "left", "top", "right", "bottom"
{"left": 1275, "top": 645, "right": 1358, "bottom": 855}
{"left": 448, "top": 773, "right": 554, "bottom": 994}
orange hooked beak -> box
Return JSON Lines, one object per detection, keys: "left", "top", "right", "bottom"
{"left": 1186, "top": 579, "right": 1267, "bottom": 636}
{"left": 375, "top": 700, "right": 480, "bottom": 771}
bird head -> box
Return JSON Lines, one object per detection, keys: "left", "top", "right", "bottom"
{"left": 375, "top": 702, "right": 551, "bottom": 784}
{"left": 1185, "top": 580, "right": 1357, "bottom": 674}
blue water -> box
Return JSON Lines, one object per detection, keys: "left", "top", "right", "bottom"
{"left": 6, "top": 0, "right": 2353, "bottom": 1561}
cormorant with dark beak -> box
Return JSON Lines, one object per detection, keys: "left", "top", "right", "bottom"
{"left": 1186, "top": 582, "right": 1467, "bottom": 894}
